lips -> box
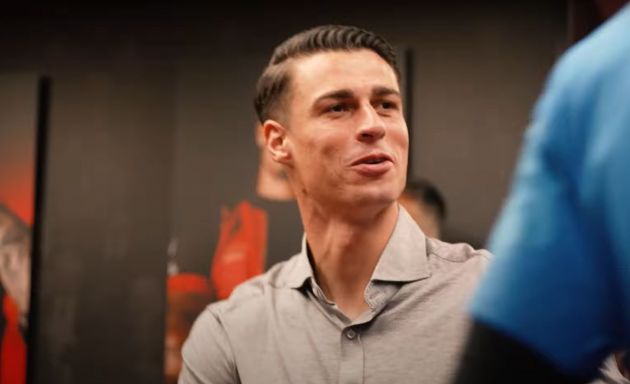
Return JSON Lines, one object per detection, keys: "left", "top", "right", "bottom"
{"left": 350, "top": 152, "right": 394, "bottom": 176}
{"left": 351, "top": 153, "right": 393, "bottom": 166}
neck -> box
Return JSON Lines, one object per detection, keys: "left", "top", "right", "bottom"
{"left": 300, "top": 200, "right": 399, "bottom": 320}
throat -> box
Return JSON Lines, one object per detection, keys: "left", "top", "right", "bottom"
{"left": 335, "top": 296, "right": 370, "bottom": 321}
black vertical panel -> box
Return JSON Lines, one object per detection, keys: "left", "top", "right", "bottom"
{"left": 27, "top": 76, "right": 51, "bottom": 384}
{"left": 31, "top": 69, "right": 174, "bottom": 384}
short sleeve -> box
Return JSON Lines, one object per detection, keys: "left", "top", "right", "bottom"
{"left": 470, "top": 54, "right": 630, "bottom": 378}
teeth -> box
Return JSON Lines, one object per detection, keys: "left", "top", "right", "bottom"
{"left": 366, "top": 158, "right": 382, "bottom": 164}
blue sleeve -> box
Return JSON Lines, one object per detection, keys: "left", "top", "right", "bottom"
{"left": 470, "top": 40, "right": 630, "bottom": 378}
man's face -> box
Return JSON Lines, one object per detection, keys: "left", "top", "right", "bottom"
{"left": 277, "top": 49, "right": 408, "bottom": 212}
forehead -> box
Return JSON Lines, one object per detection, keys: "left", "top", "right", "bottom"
{"left": 288, "top": 49, "right": 399, "bottom": 101}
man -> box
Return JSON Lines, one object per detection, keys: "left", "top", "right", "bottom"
{"left": 453, "top": 2, "right": 630, "bottom": 383}
{"left": 180, "top": 25, "right": 488, "bottom": 384}
{"left": 398, "top": 179, "right": 447, "bottom": 239}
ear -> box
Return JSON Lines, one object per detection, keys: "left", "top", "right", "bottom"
{"left": 263, "top": 119, "right": 292, "bottom": 164}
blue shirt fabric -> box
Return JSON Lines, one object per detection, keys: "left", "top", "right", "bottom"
{"left": 470, "top": 4, "right": 630, "bottom": 378}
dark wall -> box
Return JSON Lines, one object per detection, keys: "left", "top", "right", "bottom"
{"left": 402, "top": 4, "right": 567, "bottom": 245}
{"left": 0, "top": 2, "right": 566, "bottom": 383}
{"left": 33, "top": 70, "right": 175, "bottom": 383}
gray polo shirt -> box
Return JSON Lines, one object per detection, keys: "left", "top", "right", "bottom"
{"left": 180, "top": 207, "right": 490, "bottom": 384}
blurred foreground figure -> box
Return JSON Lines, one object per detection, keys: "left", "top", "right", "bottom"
{"left": 454, "top": 2, "right": 630, "bottom": 383}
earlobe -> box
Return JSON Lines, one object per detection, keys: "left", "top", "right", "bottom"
{"left": 263, "top": 120, "right": 292, "bottom": 164}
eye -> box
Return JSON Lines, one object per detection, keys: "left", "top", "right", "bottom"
{"left": 327, "top": 103, "right": 348, "bottom": 113}
{"left": 379, "top": 100, "right": 398, "bottom": 110}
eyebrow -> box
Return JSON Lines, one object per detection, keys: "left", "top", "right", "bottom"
{"left": 373, "top": 86, "right": 400, "bottom": 98}
{"left": 313, "top": 86, "right": 401, "bottom": 104}
{"left": 313, "top": 89, "right": 354, "bottom": 104}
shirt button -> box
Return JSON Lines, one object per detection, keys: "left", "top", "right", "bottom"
{"left": 345, "top": 329, "right": 357, "bottom": 340}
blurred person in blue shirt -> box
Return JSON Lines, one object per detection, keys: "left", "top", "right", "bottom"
{"left": 453, "top": 1, "right": 630, "bottom": 383}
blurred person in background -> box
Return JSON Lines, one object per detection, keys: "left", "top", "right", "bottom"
{"left": 209, "top": 122, "right": 301, "bottom": 300}
{"left": 164, "top": 274, "right": 213, "bottom": 384}
{"left": 0, "top": 204, "right": 30, "bottom": 384}
{"left": 398, "top": 179, "right": 446, "bottom": 239}
{"left": 164, "top": 122, "right": 302, "bottom": 382}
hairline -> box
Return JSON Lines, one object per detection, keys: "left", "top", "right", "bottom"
{"left": 266, "top": 47, "right": 401, "bottom": 127}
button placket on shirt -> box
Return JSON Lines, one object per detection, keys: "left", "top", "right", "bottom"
{"left": 339, "top": 325, "right": 363, "bottom": 384}
{"left": 310, "top": 279, "right": 398, "bottom": 384}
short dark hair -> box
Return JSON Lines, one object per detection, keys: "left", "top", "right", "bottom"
{"left": 0, "top": 204, "right": 30, "bottom": 249}
{"left": 403, "top": 179, "right": 447, "bottom": 221}
{"left": 253, "top": 25, "right": 399, "bottom": 123}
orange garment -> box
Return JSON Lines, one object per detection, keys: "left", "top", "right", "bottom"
{"left": 211, "top": 201, "right": 267, "bottom": 300}
{"left": 1, "top": 295, "right": 25, "bottom": 384}
{"left": 165, "top": 273, "right": 213, "bottom": 384}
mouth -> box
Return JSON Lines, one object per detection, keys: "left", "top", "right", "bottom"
{"left": 349, "top": 153, "right": 394, "bottom": 177}
{"left": 351, "top": 153, "right": 393, "bottom": 166}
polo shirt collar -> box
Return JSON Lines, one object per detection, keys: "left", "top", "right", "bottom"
{"left": 285, "top": 205, "right": 431, "bottom": 288}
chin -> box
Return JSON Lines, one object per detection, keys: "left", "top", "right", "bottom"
{"left": 351, "top": 188, "right": 398, "bottom": 208}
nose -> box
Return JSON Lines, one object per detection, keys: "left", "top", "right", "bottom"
{"left": 356, "top": 104, "right": 386, "bottom": 143}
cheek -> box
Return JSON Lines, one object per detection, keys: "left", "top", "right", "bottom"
{"left": 396, "top": 125, "right": 410, "bottom": 149}
{"left": 390, "top": 125, "right": 409, "bottom": 162}
{"left": 301, "top": 133, "right": 345, "bottom": 165}
{"left": 291, "top": 136, "right": 334, "bottom": 184}
{"left": 320, "top": 141, "right": 343, "bottom": 161}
